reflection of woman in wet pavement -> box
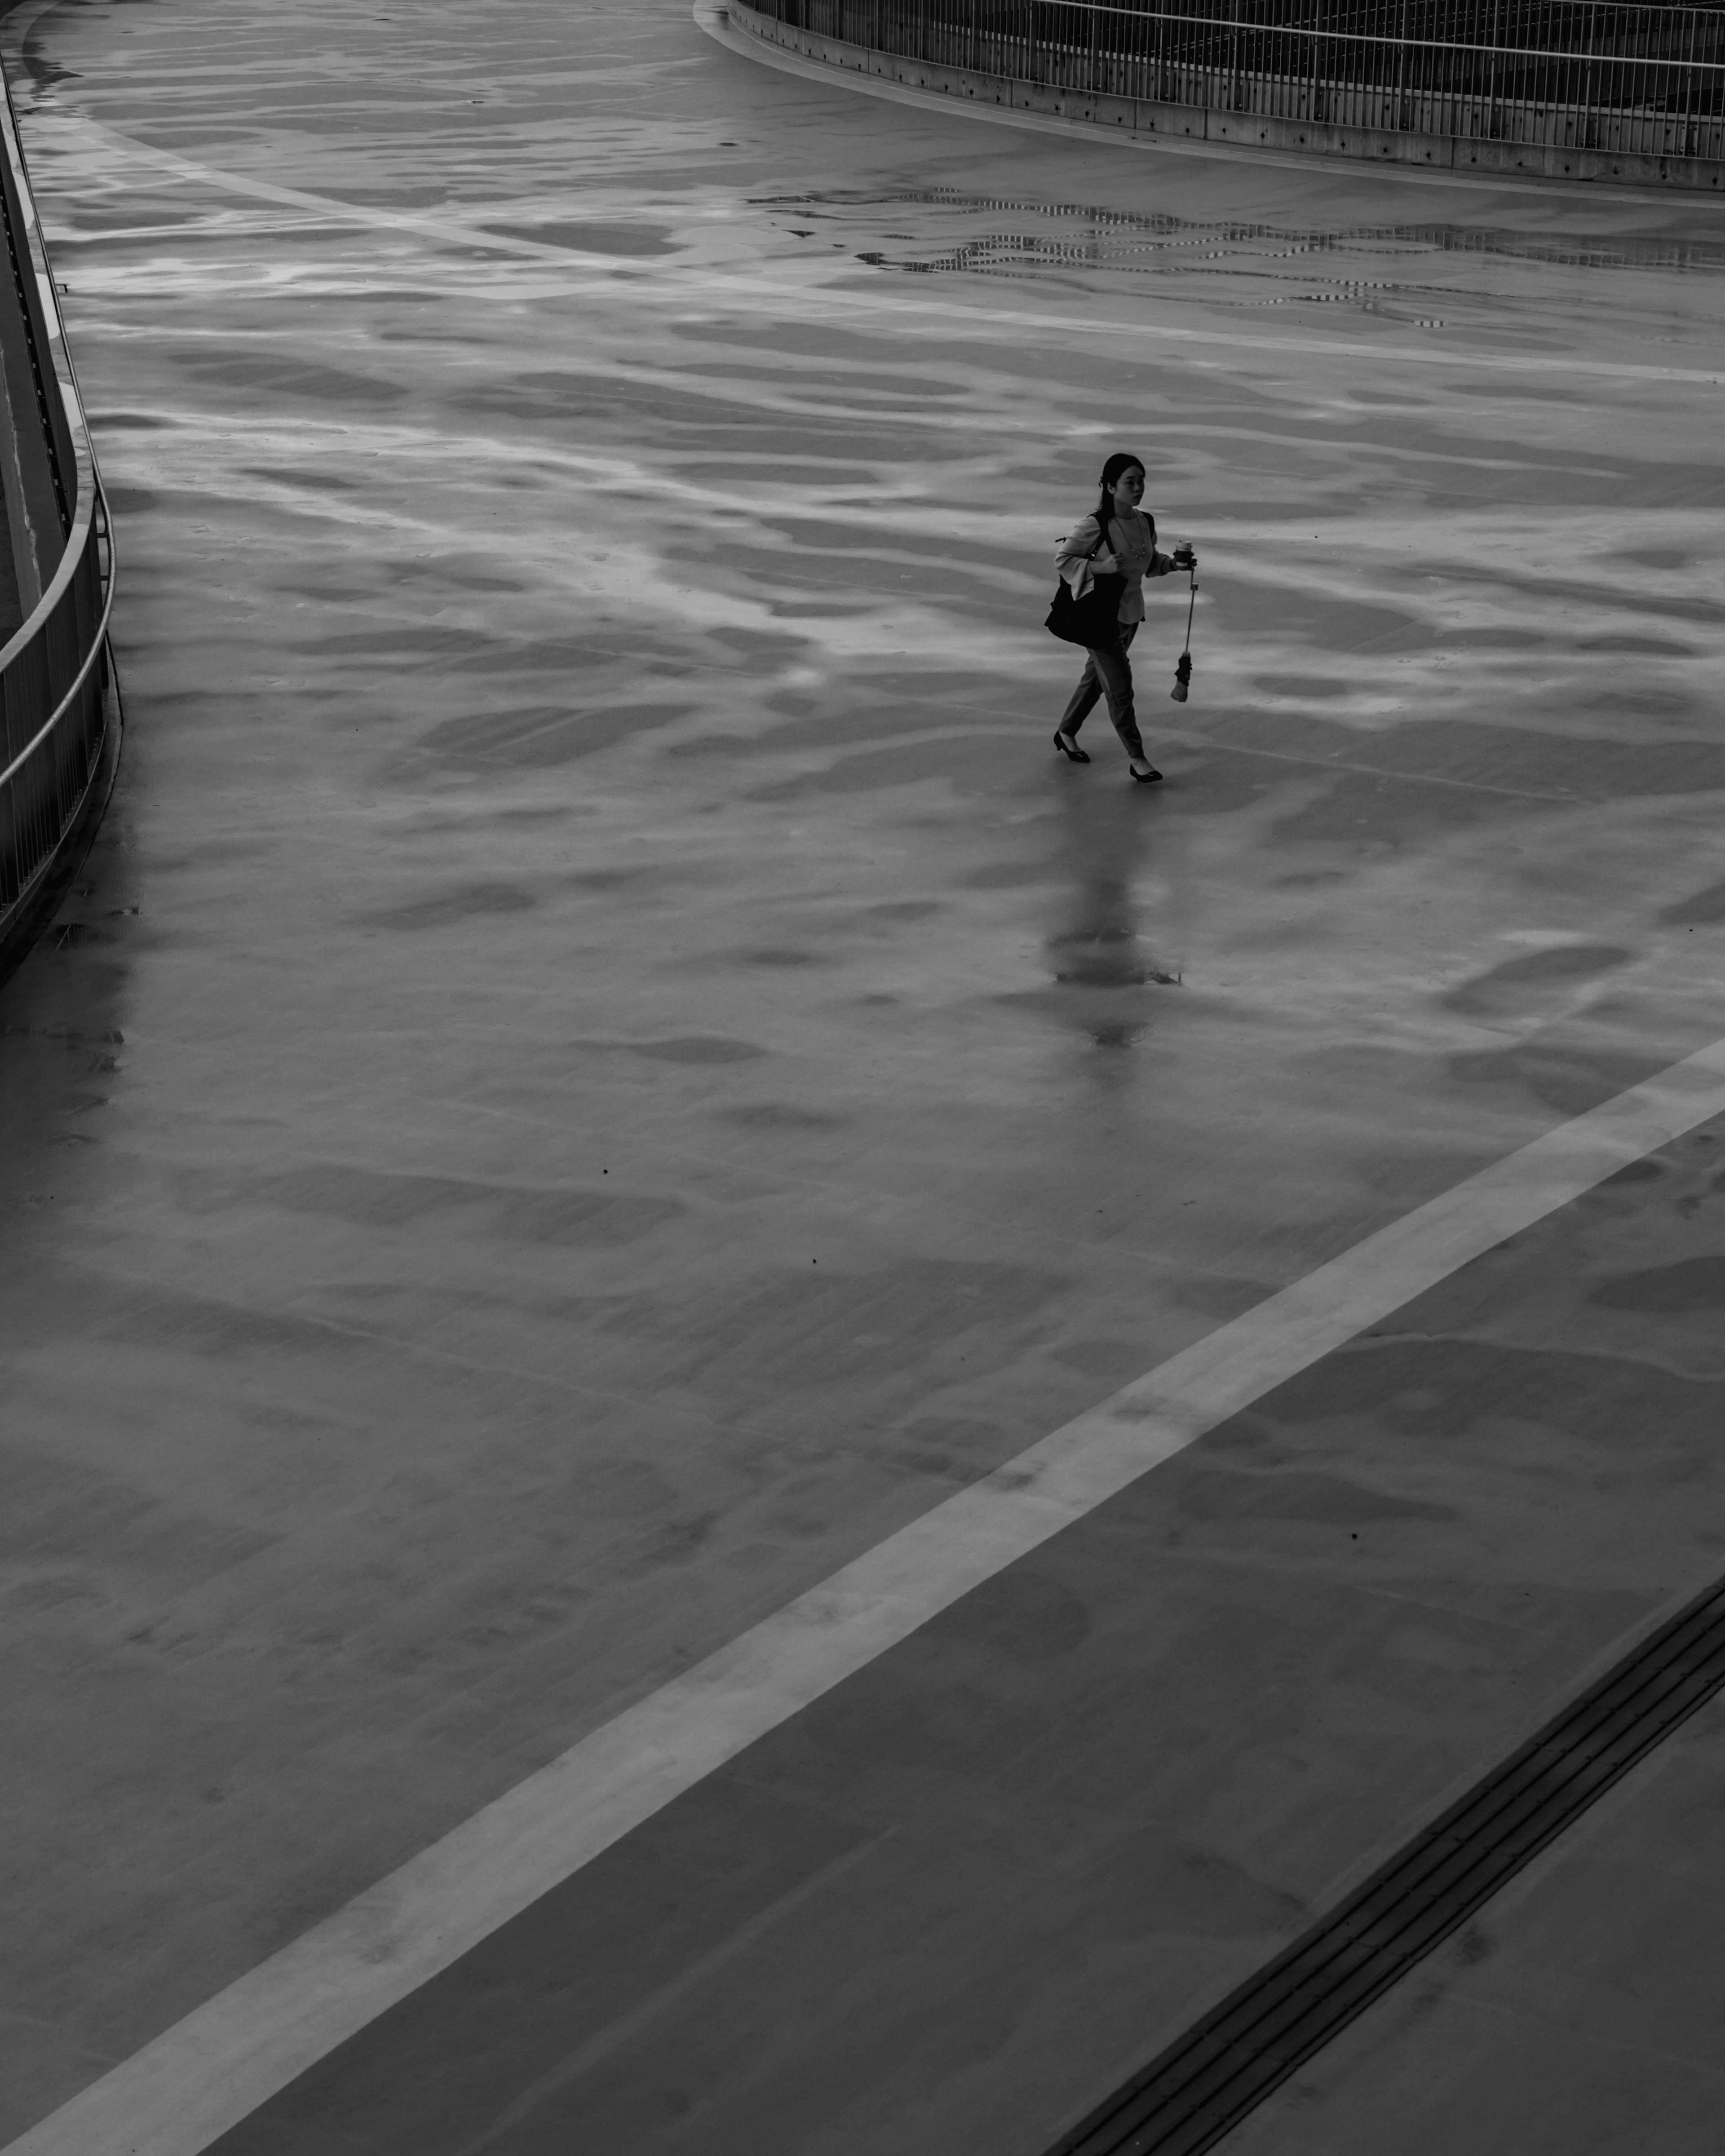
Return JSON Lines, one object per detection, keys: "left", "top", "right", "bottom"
{"left": 1052, "top": 453, "right": 1194, "bottom": 784}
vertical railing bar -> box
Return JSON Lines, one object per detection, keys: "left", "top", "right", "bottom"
{"left": 730, "top": 0, "right": 1725, "bottom": 181}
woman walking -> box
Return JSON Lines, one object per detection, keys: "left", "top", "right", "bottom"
{"left": 1052, "top": 452, "right": 1193, "bottom": 783}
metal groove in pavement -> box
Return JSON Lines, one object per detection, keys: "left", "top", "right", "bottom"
{"left": 1047, "top": 1569, "right": 1725, "bottom": 2156}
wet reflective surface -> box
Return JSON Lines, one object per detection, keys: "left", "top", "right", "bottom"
{"left": 1, "top": 0, "right": 1724, "bottom": 2146}
{"left": 757, "top": 184, "right": 1725, "bottom": 336}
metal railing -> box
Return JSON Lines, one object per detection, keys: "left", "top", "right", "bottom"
{"left": 0, "top": 53, "right": 114, "bottom": 931}
{"left": 739, "top": 0, "right": 1725, "bottom": 166}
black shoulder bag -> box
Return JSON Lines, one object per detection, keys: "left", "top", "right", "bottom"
{"left": 1045, "top": 514, "right": 1150, "bottom": 648}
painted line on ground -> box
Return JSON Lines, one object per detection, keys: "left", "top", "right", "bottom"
{"left": 12, "top": 93, "right": 1721, "bottom": 389}
{"left": 9, "top": 1036, "right": 1725, "bottom": 2156}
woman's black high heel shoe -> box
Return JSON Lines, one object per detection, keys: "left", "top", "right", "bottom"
{"left": 1129, "top": 762, "right": 1163, "bottom": 784}
{"left": 1053, "top": 730, "right": 1090, "bottom": 764}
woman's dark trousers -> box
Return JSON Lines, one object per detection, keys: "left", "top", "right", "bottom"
{"left": 1058, "top": 623, "right": 1144, "bottom": 760}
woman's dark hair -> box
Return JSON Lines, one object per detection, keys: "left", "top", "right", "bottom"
{"left": 1094, "top": 451, "right": 1146, "bottom": 531}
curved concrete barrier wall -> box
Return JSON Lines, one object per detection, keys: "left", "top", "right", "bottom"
{"left": 0, "top": 41, "right": 116, "bottom": 979}
{"left": 728, "top": 0, "right": 1725, "bottom": 190}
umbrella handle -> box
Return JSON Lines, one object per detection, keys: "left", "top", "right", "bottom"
{"left": 1170, "top": 569, "right": 1198, "bottom": 702}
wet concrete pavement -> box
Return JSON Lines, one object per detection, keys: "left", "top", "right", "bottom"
{"left": 199, "top": 1118, "right": 1725, "bottom": 2156}
{"left": 1, "top": 0, "right": 1723, "bottom": 2147}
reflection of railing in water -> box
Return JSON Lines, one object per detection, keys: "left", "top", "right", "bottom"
{"left": 756, "top": 181, "right": 1725, "bottom": 270}
{"left": 733, "top": 0, "right": 1725, "bottom": 184}
{"left": 0, "top": 48, "right": 115, "bottom": 959}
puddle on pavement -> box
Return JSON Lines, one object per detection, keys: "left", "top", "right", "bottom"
{"left": 753, "top": 186, "right": 1725, "bottom": 330}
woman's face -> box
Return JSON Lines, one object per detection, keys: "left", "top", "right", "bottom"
{"left": 1111, "top": 465, "right": 1146, "bottom": 512}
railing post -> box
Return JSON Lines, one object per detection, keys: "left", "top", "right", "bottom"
{"left": 744, "top": 0, "right": 1725, "bottom": 189}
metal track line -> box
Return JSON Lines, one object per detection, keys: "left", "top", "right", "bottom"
{"left": 1048, "top": 1575, "right": 1725, "bottom": 2156}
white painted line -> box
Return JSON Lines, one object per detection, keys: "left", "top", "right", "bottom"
{"left": 9, "top": 1037, "right": 1725, "bottom": 2156}
{"left": 12, "top": 85, "right": 1721, "bottom": 388}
